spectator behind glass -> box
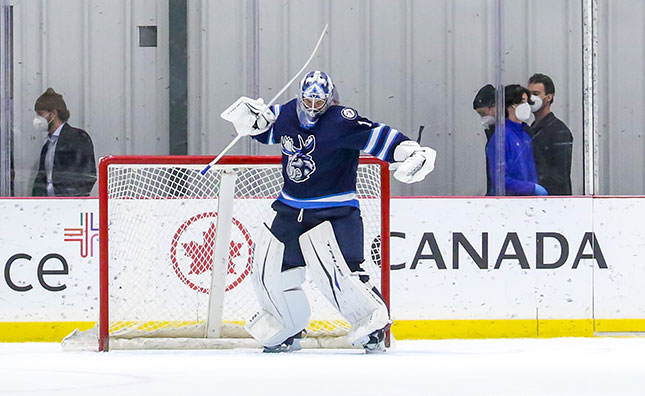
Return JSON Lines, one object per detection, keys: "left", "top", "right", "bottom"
{"left": 32, "top": 88, "right": 97, "bottom": 197}
{"left": 486, "top": 84, "right": 548, "bottom": 196}
{"left": 473, "top": 84, "right": 496, "bottom": 195}
{"left": 527, "top": 73, "right": 573, "bottom": 195}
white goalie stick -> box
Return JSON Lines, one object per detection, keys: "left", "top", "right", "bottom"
{"left": 200, "top": 23, "right": 329, "bottom": 175}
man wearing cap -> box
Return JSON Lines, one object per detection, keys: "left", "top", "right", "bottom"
{"left": 473, "top": 84, "right": 496, "bottom": 195}
{"left": 32, "top": 88, "right": 96, "bottom": 197}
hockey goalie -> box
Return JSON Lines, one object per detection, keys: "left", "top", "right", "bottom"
{"left": 221, "top": 70, "right": 437, "bottom": 353}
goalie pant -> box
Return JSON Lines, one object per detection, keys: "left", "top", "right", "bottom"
{"left": 267, "top": 200, "right": 389, "bottom": 333}
{"left": 269, "top": 200, "right": 366, "bottom": 273}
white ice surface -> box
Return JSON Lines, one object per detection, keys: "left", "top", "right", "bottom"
{"left": 1, "top": 338, "right": 645, "bottom": 396}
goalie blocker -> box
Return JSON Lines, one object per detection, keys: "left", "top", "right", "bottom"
{"left": 390, "top": 140, "right": 437, "bottom": 184}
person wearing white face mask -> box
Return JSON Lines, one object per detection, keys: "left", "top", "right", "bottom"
{"left": 485, "top": 84, "right": 548, "bottom": 196}
{"left": 527, "top": 73, "right": 573, "bottom": 195}
{"left": 473, "top": 84, "right": 497, "bottom": 195}
{"left": 526, "top": 94, "right": 542, "bottom": 126}
{"left": 31, "top": 88, "right": 96, "bottom": 197}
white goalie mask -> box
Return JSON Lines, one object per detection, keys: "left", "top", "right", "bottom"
{"left": 296, "top": 70, "right": 335, "bottom": 129}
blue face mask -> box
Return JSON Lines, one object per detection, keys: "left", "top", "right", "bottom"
{"left": 296, "top": 71, "right": 334, "bottom": 128}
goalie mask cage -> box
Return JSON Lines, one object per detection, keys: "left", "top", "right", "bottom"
{"left": 98, "top": 155, "right": 390, "bottom": 351}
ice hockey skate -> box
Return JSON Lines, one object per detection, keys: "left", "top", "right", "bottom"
{"left": 262, "top": 330, "right": 306, "bottom": 353}
{"left": 361, "top": 326, "right": 388, "bottom": 354}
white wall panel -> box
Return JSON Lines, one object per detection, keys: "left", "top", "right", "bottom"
{"left": 12, "top": 0, "right": 593, "bottom": 197}
{"left": 188, "top": 0, "right": 250, "bottom": 156}
{"left": 0, "top": 199, "right": 99, "bottom": 321}
{"left": 189, "top": 0, "right": 584, "bottom": 197}
{"left": 503, "top": 0, "right": 583, "bottom": 197}
{"left": 390, "top": 198, "right": 594, "bottom": 320}
{"left": 593, "top": 198, "right": 645, "bottom": 318}
{"left": 132, "top": 0, "right": 170, "bottom": 155}
{"left": 1, "top": 197, "right": 619, "bottom": 326}
{"left": 12, "top": 0, "right": 169, "bottom": 197}
{"left": 598, "top": 0, "right": 645, "bottom": 194}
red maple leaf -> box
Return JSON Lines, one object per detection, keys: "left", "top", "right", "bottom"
{"left": 182, "top": 222, "right": 243, "bottom": 275}
{"left": 183, "top": 223, "right": 216, "bottom": 275}
{"left": 228, "top": 241, "right": 243, "bottom": 274}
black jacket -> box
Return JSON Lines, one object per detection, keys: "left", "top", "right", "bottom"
{"left": 32, "top": 123, "right": 97, "bottom": 197}
{"left": 529, "top": 112, "right": 573, "bottom": 195}
{"left": 484, "top": 125, "right": 495, "bottom": 195}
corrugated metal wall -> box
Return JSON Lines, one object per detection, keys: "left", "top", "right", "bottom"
{"left": 12, "top": 0, "right": 169, "bottom": 196}
{"left": 12, "top": 0, "right": 640, "bottom": 196}
{"left": 597, "top": 0, "right": 645, "bottom": 195}
{"left": 189, "top": 0, "right": 584, "bottom": 196}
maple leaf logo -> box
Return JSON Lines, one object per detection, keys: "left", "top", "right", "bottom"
{"left": 182, "top": 222, "right": 243, "bottom": 275}
{"left": 228, "top": 241, "right": 243, "bottom": 274}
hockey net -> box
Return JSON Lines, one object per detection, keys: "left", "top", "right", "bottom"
{"left": 95, "top": 155, "right": 390, "bottom": 350}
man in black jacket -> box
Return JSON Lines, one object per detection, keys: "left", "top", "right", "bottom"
{"left": 527, "top": 74, "right": 573, "bottom": 195}
{"left": 32, "top": 88, "right": 96, "bottom": 197}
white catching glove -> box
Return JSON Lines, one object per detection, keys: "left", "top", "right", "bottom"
{"left": 220, "top": 96, "right": 276, "bottom": 136}
{"left": 389, "top": 140, "right": 437, "bottom": 184}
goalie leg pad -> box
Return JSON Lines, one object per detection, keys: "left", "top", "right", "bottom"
{"left": 245, "top": 226, "right": 310, "bottom": 348}
{"left": 299, "top": 221, "right": 390, "bottom": 346}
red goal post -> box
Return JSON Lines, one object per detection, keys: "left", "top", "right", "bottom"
{"left": 98, "top": 155, "right": 390, "bottom": 350}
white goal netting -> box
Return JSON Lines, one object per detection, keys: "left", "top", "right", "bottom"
{"left": 100, "top": 156, "right": 387, "bottom": 349}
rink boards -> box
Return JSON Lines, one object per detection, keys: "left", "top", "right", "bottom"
{"left": 1, "top": 196, "right": 644, "bottom": 341}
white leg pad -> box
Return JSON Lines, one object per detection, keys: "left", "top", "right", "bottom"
{"left": 245, "top": 226, "right": 310, "bottom": 347}
{"left": 299, "top": 221, "right": 390, "bottom": 346}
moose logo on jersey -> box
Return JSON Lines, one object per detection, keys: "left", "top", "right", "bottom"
{"left": 281, "top": 135, "right": 316, "bottom": 183}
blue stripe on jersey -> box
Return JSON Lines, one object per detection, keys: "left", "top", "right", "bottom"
{"left": 362, "top": 124, "right": 385, "bottom": 154}
{"left": 277, "top": 190, "right": 360, "bottom": 209}
{"left": 370, "top": 126, "right": 391, "bottom": 156}
{"left": 277, "top": 197, "right": 359, "bottom": 209}
{"left": 375, "top": 128, "right": 400, "bottom": 160}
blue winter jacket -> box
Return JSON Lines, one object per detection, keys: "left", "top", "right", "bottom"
{"left": 486, "top": 119, "right": 538, "bottom": 196}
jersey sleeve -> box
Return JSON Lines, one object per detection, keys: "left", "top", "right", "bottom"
{"left": 251, "top": 104, "right": 282, "bottom": 145}
{"left": 337, "top": 107, "right": 411, "bottom": 163}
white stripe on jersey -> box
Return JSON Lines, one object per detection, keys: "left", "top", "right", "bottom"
{"left": 279, "top": 190, "right": 358, "bottom": 203}
{"left": 376, "top": 128, "right": 400, "bottom": 160}
{"left": 362, "top": 124, "right": 385, "bottom": 154}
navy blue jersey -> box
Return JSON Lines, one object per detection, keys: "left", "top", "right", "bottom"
{"left": 252, "top": 98, "right": 410, "bottom": 209}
